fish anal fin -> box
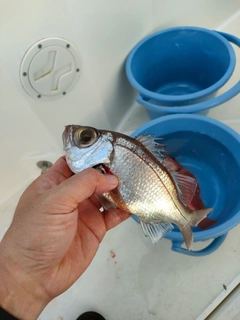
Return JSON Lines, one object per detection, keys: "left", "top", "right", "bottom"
{"left": 179, "top": 224, "right": 194, "bottom": 251}
{"left": 140, "top": 220, "right": 173, "bottom": 244}
{"left": 171, "top": 172, "right": 197, "bottom": 207}
{"left": 191, "top": 208, "right": 213, "bottom": 226}
{"left": 95, "top": 194, "right": 116, "bottom": 211}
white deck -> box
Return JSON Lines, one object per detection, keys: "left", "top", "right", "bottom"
{"left": 0, "top": 1, "right": 240, "bottom": 319}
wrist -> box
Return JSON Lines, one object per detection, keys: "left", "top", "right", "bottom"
{"left": 0, "top": 240, "right": 49, "bottom": 320}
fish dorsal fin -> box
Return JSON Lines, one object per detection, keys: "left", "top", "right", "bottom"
{"left": 171, "top": 172, "right": 197, "bottom": 207}
{"left": 140, "top": 220, "right": 174, "bottom": 244}
{"left": 135, "top": 134, "right": 165, "bottom": 160}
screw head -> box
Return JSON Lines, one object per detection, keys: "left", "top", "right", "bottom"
{"left": 37, "top": 160, "right": 53, "bottom": 174}
{"left": 66, "top": 44, "right": 70, "bottom": 48}
{"left": 38, "top": 44, "right": 42, "bottom": 49}
{"left": 23, "top": 72, "right": 27, "bottom": 76}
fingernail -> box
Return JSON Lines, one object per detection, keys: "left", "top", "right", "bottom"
{"left": 106, "top": 174, "right": 119, "bottom": 185}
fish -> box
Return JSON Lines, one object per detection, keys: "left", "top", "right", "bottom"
{"left": 62, "top": 125, "right": 213, "bottom": 250}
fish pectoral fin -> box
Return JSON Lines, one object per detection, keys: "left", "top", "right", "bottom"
{"left": 95, "top": 194, "right": 117, "bottom": 211}
{"left": 179, "top": 224, "right": 193, "bottom": 251}
{"left": 191, "top": 208, "right": 213, "bottom": 226}
{"left": 140, "top": 220, "right": 174, "bottom": 244}
{"left": 171, "top": 172, "right": 197, "bottom": 207}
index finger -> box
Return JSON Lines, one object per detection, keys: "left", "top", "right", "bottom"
{"left": 42, "top": 168, "right": 119, "bottom": 214}
{"left": 46, "top": 156, "right": 73, "bottom": 181}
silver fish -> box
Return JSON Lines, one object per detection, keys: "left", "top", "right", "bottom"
{"left": 62, "top": 125, "right": 212, "bottom": 250}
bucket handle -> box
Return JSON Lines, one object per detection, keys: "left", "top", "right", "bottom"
{"left": 171, "top": 233, "right": 228, "bottom": 256}
{"left": 136, "top": 32, "right": 240, "bottom": 114}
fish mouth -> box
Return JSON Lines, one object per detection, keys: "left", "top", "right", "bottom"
{"left": 93, "top": 164, "right": 113, "bottom": 175}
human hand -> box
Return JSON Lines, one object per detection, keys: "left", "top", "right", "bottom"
{"left": 0, "top": 157, "right": 129, "bottom": 320}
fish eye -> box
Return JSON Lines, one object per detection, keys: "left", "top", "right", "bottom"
{"left": 74, "top": 128, "right": 98, "bottom": 147}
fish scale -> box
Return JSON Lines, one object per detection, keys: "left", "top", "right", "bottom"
{"left": 110, "top": 144, "right": 180, "bottom": 224}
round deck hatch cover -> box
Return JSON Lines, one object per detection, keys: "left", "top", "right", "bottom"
{"left": 20, "top": 37, "right": 81, "bottom": 100}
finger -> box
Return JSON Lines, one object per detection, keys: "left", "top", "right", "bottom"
{"left": 89, "top": 194, "right": 102, "bottom": 208}
{"left": 76, "top": 199, "right": 107, "bottom": 242}
{"left": 103, "top": 208, "right": 130, "bottom": 230}
{"left": 77, "top": 200, "right": 130, "bottom": 242}
{"left": 16, "top": 157, "right": 74, "bottom": 207}
{"left": 29, "top": 157, "right": 73, "bottom": 194}
{"left": 44, "top": 168, "right": 119, "bottom": 212}
{"left": 46, "top": 156, "right": 73, "bottom": 180}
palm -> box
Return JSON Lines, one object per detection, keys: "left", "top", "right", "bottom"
{"left": 6, "top": 157, "right": 129, "bottom": 299}
{"left": 41, "top": 198, "right": 108, "bottom": 297}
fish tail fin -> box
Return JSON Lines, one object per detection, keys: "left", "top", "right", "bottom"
{"left": 179, "top": 208, "right": 213, "bottom": 250}
{"left": 191, "top": 208, "right": 213, "bottom": 227}
{"left": 179, "top": 224, "right": 193, "bottom": 251}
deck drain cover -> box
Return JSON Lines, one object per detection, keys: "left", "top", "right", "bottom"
{"left": 20, "top": 37, "right": 81, "bottom": 100}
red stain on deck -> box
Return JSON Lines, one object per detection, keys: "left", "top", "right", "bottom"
{"left": 110, "top": 250, "right": 116, "bottom": 258}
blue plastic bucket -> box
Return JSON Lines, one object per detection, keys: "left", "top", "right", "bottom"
{"left": 126, "top": 26, "right": 240, "bottom": 118}
{"left": 131, "top": 114, "right": 240, "bottom": 256}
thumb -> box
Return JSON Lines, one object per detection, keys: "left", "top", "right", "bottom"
{"left": 42, "top": 168, "right": 118, "bottom": 211}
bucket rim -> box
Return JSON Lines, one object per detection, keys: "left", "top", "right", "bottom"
{"left": 126, "top": 26, "right": 236, "bottom": 105}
